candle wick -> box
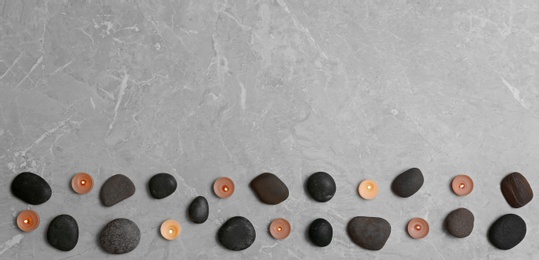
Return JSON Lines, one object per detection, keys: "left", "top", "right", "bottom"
{"left": 415, "top": 225, "right": 421, "bottom": 231}
{"left": 459, "top": 183, "right": 465, "bottom": 189}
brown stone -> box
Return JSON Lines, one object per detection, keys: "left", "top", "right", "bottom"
{"left": 501, "top": 172, "right": 533, "bottom": 208}
{"left": 250, "top": 173, "right": 289, "bottom": 205}
{"left": 445, "top": 208, "right": 474, "bottom": 238}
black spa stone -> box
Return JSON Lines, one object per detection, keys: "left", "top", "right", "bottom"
{"left": 391, "top": 168, "right": 424, "bottom": 198}
{"left": 100, "top": 174, "right": 136, "bottom": 207}
{"left": 488, "top": 214, "right": 526, "bottom": 250}
{"left": 445, "top": 208, "right": 474, "bottom": 238}
{"left": 11, "top": 172, "right": 52, "bottom": 205}
{"left": 306, "top": 172, "right": 336, "bottom": 202}
{"left": 100, "top": 218, "right": 141, "bottom": 254}
{"left": 189, "top": 196, "right": 209, "bottom": 224}
{"left": 217, "top": 216, "right": 256, "bottom": 251}
{"left": 347, "top": 216, "right": 391, "bottom": 250}
{"left": 46, "top": 214, "right": 79, "bottom": 251}
{"left": 250, "top": 172, "right": 289, "bottom": 205}
{"left": 308, "top": 218, "right": 333, "bottom": 247}
{"left": 149, "top": 173, "right": 177, "bottom": 199}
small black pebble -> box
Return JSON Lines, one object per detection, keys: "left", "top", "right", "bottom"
{"left": 306, "top": 172, "right": 336, "bottom": 202}
{"left": 217, "top": 216, "right": 256, "bottom": 251}
{"left": 308, "top": 218, "right": 333, "bottom": 247}
{"left": 391, "top": 168, "right": 424, "bottom": 198}
{"left": 11, "top": 172, "right": 52, "bottom": 205}
{"left": 149, "top": 173, "right": 177, "bottom": 199}
{"left": 46, "top": 214, "right": 79, "bottom": 251}
{"left": 488, "top": 214, "right": 526, "bottom": 250}
{"left": 188, "top": 196, "right": 209, "bottom": 224}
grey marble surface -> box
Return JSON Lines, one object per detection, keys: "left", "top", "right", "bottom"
{"left": 1, "top": 0, "right": 539, "bottom": 259}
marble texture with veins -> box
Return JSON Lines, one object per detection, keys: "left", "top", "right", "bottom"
{"left": 1, "top": 0, "right": 539, "bottom": 259}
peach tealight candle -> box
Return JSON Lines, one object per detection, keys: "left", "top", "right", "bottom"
{"left": 269, "top": 218, "right": 291, "bottom": 240}
{"left": 407, "top": 218, "right": 429, "bottom": 239}
{"left": 71, "top": 172, "right": 94, "bottom": 194}
{"left": 358, "top": 179, "right": 379, "bottom": 200}
{"left": 213, "top": 177, "right": 235, "bottom": 199}
{"left": 451, "top": 175, "right": 473, "bottom": 196}
{"left": 160, "top": 219, "right": 181, "bottom": 240}
{"left": 17, "top": 210, "right": 40, "bottom": 232}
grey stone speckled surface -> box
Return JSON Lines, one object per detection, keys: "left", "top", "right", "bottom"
{"left": 1, "top": 0, "right": 539, "bottom": 259}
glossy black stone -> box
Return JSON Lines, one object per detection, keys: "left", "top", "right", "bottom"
{"left": 11, "top": 172, "right": 52, "bottom": 205}
{"left": 100, "top": 174, "right": 136, "bottom": 207}
{"left": 250, "top": 172, "right": 289, "bottom": 205}
{"left": 391, "top": 168, "right": 424, "bottom": 198}
{"left": 46, "top": 214, "right": 79, "bottom": 251}
{"left": 149, "top": 173, "right": 177, "bottom": 199}
{"left": 100, "top": 218, "right": 141, "bottom": 254}
{"left": 445, "top": 208, "right": 474, "bottom": 238}
{"left": 488, "top": 214, "right": 526, "bottom": 250}
{"left": 308, "top": 218, "right": 333, "bottom": 247}
{"left": 306, "top": 172, "right": 336, "bottom": 202}
{"left": 189, "top": 196, "right": 209, "bottom": 224}
{"left": 347, "top": 216, "right": 391, "bottom": 250}
{"left": 217, "top": 216, "right": 256, "bottom": 251}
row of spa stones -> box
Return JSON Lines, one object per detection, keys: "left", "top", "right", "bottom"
{"left": 10, "top": 169, "right": 534, "bottom": 253}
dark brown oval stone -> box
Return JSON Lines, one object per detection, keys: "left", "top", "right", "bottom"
{"left": 501, "top": 172, "right": 533, "bottom": 208}
{"left": 445, "top": 208, "right": 474, "bottom": 238}
{"left": 250, "top": 172, "right": 289, "bottom": 205}
{"left": 347, "top": 216, "right": 391, "bottom": 250}
{"left": 100, "top": 174, "right": 136, "bottom": 207}
{"left": 391, "top": 168, "right": 424, "bottom": 198}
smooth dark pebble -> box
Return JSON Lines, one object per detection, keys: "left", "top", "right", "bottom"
{"left": 100, "top": 218, "right": 141, "bottom": 254}
{"left": 189, "top": 196, "right": 209, "bottom": 224}
{"left": 501, "top": 172, "right": 533, "bottom": 208}
{"left": 308, "top": 218, "right": 333, "bottom": 247}
{"left": 391, "top": 168, "right": 424, "bottom": 198}
{"left": 488, "top": 214, "right": 526, "bottom": 250}
{"left": 250, "top": 172, "right": 289, "bottom": 205}
{"left": 100, "top": 174, "right": 136, "bottom": 207}
{"left": 347, "top": 216, "right": 391, "bottom": 250}
{"left": 148, "top": 173, "right": 177, "bottom": 199}
{"left": 445, "top": 208, "right": 474, "bottom": 238}
{"left": 218, "top": 216, "right": 256, "bottom": 251}
{"left": 46, "top": 214, "right": 79, "bottom": 251}
{"left": 306, "top": 172, "right": 336, "bottom": 202}
{"left": 11, "top": 172, "right": 52, "bottom": 205}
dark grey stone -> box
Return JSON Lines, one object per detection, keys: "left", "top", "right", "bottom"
{"left": 306, "top": 172, "right": 336, "bottom": 202}
{"left": 250, "top": 172, "right": 289, "bottom": 205}
{"left": 188, "top": 196, "right": 209, "bottom": 224}
{"left": 308, "top": 218, "right": 333, "bottom": 247}
{"left": 347, "top": 216, "right": 391, "bottom": 250}
{"left": 217, "top": 216, "right": 256, "bottom": 251}
{"left": 46, "top": 214, "right": 79, "bottom": 251}
{"left": 100, "top": 218, "right": 141, "bottom": 254}
{"left": 148, "top": 173, "right": 177, "bottom": 199}
{"left": 100, "top": 174, "right": 136, "bottom": 207}
{"left": 11, "top": 172, "right": 52, "bottom": 205}
{"left": 391, "top": 168, "right": 424, "bottom": 198}
{"left": 488, "top": 214, "right": 526, "bottom": 250}
{"left": 445, "top": 208, "right": 474, "bottom": 238}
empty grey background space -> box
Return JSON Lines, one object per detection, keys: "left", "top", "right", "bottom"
{"left": 1, "top": 0, "right": 538, "bottom": 259}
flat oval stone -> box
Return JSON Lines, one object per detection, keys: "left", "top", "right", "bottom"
{"left": 391, "top": 168, "right": 424, "bottom": 198}
{"left": 308, "top": 218, "right": 333, "bottom": 247}
{"left": 488, "top": 214, "right": 526, "bottom": 250}
{"left": 250, "top": 172, "right": 289, "bottom": 205}
{"left": 100, "top": 218, "right": 141, "bottom": 254}
{"left": 445, "top": 208, "right": 474, "bottom": 238}
{"left": 46, "top": 214, "right": 79, "bottom": 251}
{"left": 100, "top": 174, "right": 136, "bottom": 207}
{"left": 189, "top": 196, "right": 209, "bottom": 224}
{"left": 347, "top": 216, "right": 391, "bottom": 250}
{"left": 306, "top": 172, "right": 336, "bottom": 202}
{"left": 501, "top": 172, "right": 533, "bottom": 208}
{"left": 218, "top": 216, "right": 256, "bottom": 251}
{"left": 148, "top": 173, "right": 177, "bottom": 199}
{"left": 11, "top": 172, "right": 52, "bottom": 205}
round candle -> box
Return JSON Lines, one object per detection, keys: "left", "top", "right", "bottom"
{"left": 269, "top": 218, "right": 291, "bottom": 240}
{"left": 407, "top": 218, "right": 429, "bottom": 239}
{"left": 213, "top": 177, "right": 235, "bottom": 199}
{"left": 160, "top": 219, "right": 181, "bottom": 240}
{"left": 71, "top": 172, "right": 94, "bottom": 194}
{"left": 451, "top": 175, "right": 473, "bottom": 196}
{"left": 358, "top": 179, "right": 379, "bottom": 200}
{"left": 17, "top": 210, "right": 40, "bottom": 232}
